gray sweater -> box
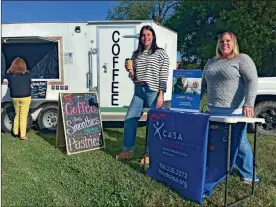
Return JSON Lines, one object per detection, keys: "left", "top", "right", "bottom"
{"left": 201, "top": 54, "right": 258, "bottom": 109}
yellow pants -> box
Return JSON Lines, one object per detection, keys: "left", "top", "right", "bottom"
{"left": 12, "top": 96, "right": 31, "bottom": 138}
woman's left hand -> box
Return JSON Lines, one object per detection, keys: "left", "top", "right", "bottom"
{"left": 156, "top": 92, "right": 164, "bottom": 108}
{"left": 243, "top": 106, "right": 254, "bottom": 117}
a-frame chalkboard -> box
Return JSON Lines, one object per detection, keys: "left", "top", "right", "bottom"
{"left": 56, "top": 92, "right": 104, "bottom": 155}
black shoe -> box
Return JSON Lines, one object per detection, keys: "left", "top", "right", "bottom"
{"left": 11, "top": 132, "right": 20, "bottom": 138}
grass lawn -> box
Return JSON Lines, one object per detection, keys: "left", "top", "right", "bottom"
{"left": 1, "top": 126, "right": 276, "bottom": 207}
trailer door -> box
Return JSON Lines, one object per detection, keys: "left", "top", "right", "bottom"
{"left": 97, "top": 26, "right": 137, "bottom": 109}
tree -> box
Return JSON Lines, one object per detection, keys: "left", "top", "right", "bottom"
{"left": 106, "top": 0, "right": 179, "bottom": 24}
{"left": 219, "top": 1, "right": 276, "bottom": 75}
{"left": 165, "top": 1, "right": 233, "bottom": 68}
{"left": 166, "top": 1, "right": 276, "bottom": 74}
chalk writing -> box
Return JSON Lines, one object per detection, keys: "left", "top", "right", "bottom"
{"left": 58, "top": 92, "right": 104, "bottom": 154}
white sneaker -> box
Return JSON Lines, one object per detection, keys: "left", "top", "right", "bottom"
{"left": 240, "top": 177, "right": 260, "bottom": 184}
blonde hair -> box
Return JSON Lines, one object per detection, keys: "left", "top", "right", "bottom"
{"left": 215, "top": 32, "right": 239, "bottom": 59}
{"left": 7, "top": 57, "right": 28, "bottom": 74}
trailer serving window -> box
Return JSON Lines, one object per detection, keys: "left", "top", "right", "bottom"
{"left": 2, "top": 37, "right": 60, "bottom": 80}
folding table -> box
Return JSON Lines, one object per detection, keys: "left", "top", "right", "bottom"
{"left": 143, "top": 109, "right": 265, "bottom": 207}
{"left": 209, "top": 116, "right": 265, "bottom": 207}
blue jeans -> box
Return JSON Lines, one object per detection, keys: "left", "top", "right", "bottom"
{"left": 123, "top": 84, "right": 158, "bottom": 151}
{"left": 209, "top": 108, "right": 259, "bottom": 181}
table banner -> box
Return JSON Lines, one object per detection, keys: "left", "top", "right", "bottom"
{"left": 147, "top": 109, "right": 210, "bottom": 204}
{"left": 204, "top": 122, "right": 246, "bottom": 196}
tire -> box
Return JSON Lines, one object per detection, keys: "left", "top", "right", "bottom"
{"left": 1, "top": 105, "right": 33, "bottom": 133}
{"left": 37, "top": 105, "right": 58, "bottom": 130}
{"left": 254, "top": 101, "right": 276, "bottom": 136}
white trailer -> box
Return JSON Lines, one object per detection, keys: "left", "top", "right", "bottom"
{"left": 1, "top": 20, "right": 177, "bottom": 132}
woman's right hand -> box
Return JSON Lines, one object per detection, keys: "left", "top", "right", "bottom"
{"left": 124, "top": 61, "right": 128, "bottom": 71}
{"left": 129, "top": 70, "right": 135, "bottom": 78}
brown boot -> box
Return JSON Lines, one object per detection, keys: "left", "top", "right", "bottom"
{"left": 115, "top": 151, "right": 134, "bottom": 160}
{"left": 20, "top": 137, "right": 28, "bottom": 140}
{"left": 140, "top": 153, "right": 149, "bottom": 165}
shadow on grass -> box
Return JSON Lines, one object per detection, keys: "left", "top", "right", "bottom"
{"left": 102, "top": 121, "right": 146, "bottom": 128}
{"left": 204, "top": 198, "right": 221, "bottom": 207}
{"left": 34, "top": 128, "right": 56, "bottom": 146}
{"left": 203, "top": 174, "right": 253, "bottom": 207}
{"left": 103, "top": 127, "right": 148, "bottom": 174}
{"left": 205, "top": 193, "right": 248, "bottom": 207}
{"left": 33, "top": 128, "right": 66, "bottom": 154}
{"left": 33, "top": 122, "right": 148, "bottom": 170}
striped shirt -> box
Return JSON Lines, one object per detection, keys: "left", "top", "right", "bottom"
{"left": 131, "top": 49, "right": 170, "bottom": 92}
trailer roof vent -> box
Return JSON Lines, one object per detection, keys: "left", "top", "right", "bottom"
{"left": 75, "top": 26, "right": 81, "bottom": 33}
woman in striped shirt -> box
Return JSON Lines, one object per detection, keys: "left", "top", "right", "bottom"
{"left": 116, "top": 25, "right": 170, "bottom": 164}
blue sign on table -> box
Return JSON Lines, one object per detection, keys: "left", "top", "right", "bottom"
{"left": 171, "top": 70, "right": 202, "bottom": 112}
{"left": 147, "top": 109, "right": 210, "bottom": 204}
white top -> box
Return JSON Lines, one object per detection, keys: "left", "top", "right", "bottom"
{"left": 209, "top": 116, "right": 265, "bottom": 124}
{"left": 142, "top": 109, "right": 265, "bottom": 124}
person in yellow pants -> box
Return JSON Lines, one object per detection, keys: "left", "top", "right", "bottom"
{"left": 12, "top": 97, "right": 31, "bottom": 139}
{"left": 7, "top": 57, "right": 32, "bottom": 140}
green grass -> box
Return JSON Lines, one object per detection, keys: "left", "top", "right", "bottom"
{"left": 2, "top": 126, "right": 276, "bottom": 207}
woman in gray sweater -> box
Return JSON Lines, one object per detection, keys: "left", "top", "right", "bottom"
{"left": 201, "top": 32, "right": 259, "bottom": 184}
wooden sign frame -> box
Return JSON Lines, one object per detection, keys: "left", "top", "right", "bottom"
{"left": 56, "top": 92, "right": 105, "bottom": 155}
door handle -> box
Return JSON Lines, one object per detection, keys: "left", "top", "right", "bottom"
{"left": 103, "top": 63, "right": 107, "bottom": 73}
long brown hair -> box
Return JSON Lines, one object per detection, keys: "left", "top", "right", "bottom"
{"left": 7, "top": 57, "right": 28, "bottom": 74}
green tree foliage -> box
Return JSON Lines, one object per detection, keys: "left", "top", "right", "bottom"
{"left": 166, "top": 1, "right": 276, "bottom": 74}
{"left": 106, "top": 0, "right": 179, "bottom": 24}
{"left": 165, "top": 1, "right": 233, "bottom": 68}
{"left": 107, "top": 1, "right": 276, "bottom": 74}
{"left": 219, "top": 1, "right": 276, "bottom": 75}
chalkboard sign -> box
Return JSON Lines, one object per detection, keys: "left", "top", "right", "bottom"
{"left": 56, "top": 92, "right": 104, "bottom": 155}
{"left": 31, "top": 81, "right": 47, "bottom": 99}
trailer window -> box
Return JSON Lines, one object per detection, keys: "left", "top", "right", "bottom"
{"left": 2, "top": 37, "right": 60, "bottom": 80}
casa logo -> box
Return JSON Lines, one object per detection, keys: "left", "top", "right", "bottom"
{"left": 151, "top": 113, "right": 183, "bottom": 141}
{"left": 151, "top": 113, "right": 166, "bottom": 120}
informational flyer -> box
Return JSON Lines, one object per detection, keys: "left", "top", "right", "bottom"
{"left": 64, "top": 52, "right": 74, "bottom": 64}
{"left": 171, "top": 70, "right": 203, "bottom": 112}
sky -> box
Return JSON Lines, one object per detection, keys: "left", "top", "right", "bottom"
{"left": 1, "top": 1, "right": 181, "bottom": 60}
{"left": 2, "top": 1, "right": 118, "bottom": 23}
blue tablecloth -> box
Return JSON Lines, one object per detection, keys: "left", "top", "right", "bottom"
{"left": 147, "top": 109, "right": 244, "bottom": 204}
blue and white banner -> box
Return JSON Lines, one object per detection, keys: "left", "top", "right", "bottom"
{"left": 171, "top": 70, "right": 202, "bottom": 112}
{"left": 147, "top": 109, "right": 245, "bottom": 204}
{"left": 147, "top": 109, "right": 210, "bottom": 204}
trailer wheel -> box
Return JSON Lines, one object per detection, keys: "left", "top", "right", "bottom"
{"left": 1, "top": 106, "right": 33, "bottom": 133}
{"left": 37, "top": 105, "right": 58, "bottom": 130}
{"left": 254, "top": 101, "right": 276, "bottom": 136}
